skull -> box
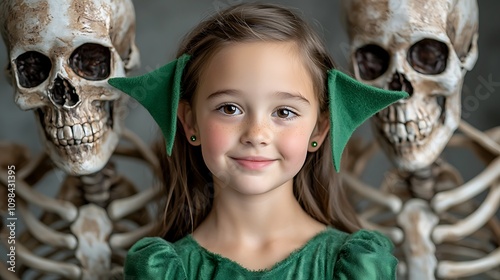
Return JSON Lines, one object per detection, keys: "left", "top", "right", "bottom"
{"left": 341, "top": 0, "right": 478, "bottom": 172}
{"left": 0, "top": 0, "right": 140, "bottom": 175}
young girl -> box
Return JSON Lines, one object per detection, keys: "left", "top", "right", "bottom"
{"left": 109, "top": 3, "right": 406, "bottom": 279}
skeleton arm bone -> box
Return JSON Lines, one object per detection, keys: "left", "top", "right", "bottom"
{"left": 343, "top": 172, "right": 402, "bottom": 213}
{"left": 458, "top": 121, "right": 500, "bottom": 156}
{"left": 433, "top": 182, "right": 500, "bottom": 243}
{"left": 16, "top": 242, "right": 81, "bottom": 279}
{"left": 437, "top": 247, "right": 500, "bottom": 279}
{"left": 359, "top": 217, "right": 404, "bottom": 244}
{"left": 108, "top": 128, "right": 162, "bottom": 220}
{"left": 108, "top": 186, "right": 160, "bottom": 221}
{"left": 19, "top": 199, "right": 77, "bottom": 249}
{"left": 0, "top": 172, "right": 77, "bottom": 222}
{"left": 109, "top": 223, "right": 155, "bottom": 249}
{"left": 358, "top": 205, "right": 404, "bottom": 244}
{"left": 431, "top": 156, "right": 500, "bottom": 213}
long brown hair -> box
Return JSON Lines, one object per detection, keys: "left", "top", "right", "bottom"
{"left": 154, "top": 2, "right": 360, "bottom": 242}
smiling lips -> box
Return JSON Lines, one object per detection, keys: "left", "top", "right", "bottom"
{"left": 232, "top": 157, "right": 276, "bottom": 170}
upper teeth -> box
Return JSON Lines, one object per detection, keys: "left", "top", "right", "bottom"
{"left": 375, "top": 101, "right": 442, "bottom": 146}
{"left": 49, "top": 119, "right": 107, "bottom": 146}
{"left": 40, "top": 101, "right": 113, "bottom": 147}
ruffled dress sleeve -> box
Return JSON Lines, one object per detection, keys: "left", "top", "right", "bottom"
{"left": 333, "top": 229, "right": 397, "bottom": 280}
{"left": 123, "top": 237, "right": 187, "bottom": 280}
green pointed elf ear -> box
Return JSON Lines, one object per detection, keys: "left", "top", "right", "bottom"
{"left": 327, "top": 70, "right": 407, "bottom": 172}
{"left": 108, "top": 54, "right": 408, "bottom": 171}
{"left": 108, "top": 54, "right": 190, "bottom": 155}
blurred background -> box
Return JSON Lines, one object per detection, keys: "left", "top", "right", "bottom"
{"left": 0, "top": 0, "right": 499, "bottom": 222}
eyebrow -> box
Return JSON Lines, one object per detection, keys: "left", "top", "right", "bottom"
{"left": 207, "top": 89, "right": 310, "bottom": 104}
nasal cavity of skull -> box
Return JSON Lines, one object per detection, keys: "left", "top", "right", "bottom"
{"left": 69, "top": 43, "right": 111, "bottom": 80}
{"left": 355, "top": 44, "right": 390, "bottom": 81}
{"left": 407, "top": 39, "right": 448, "bottom": 75}
{"left": 15, "top": 51, "right": 52, "bottom": 88}
{"left": 388, "top": 72, "right": 413, "bottom": 96}
{"left": 50, "top": 76, "right": 79, "bottom": 107}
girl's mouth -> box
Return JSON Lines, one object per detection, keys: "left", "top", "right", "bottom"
{"left": 231, "top": 157, "right": 276, "bottom": 170}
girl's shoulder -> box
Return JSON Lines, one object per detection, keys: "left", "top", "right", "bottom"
{"left": 123, "top": 237, "right": 188, "bottom": 280}
{"left": 320, "top": 226, "right": 395, "bottom": 252}
{"left": 122, "top": 229, "right": 397, "bottom": 279}
{"left": 331, "top": 228, "right": 398, "bottom": 279}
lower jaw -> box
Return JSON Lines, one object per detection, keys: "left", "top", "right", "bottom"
{"left": 377, "top": 133, "right": 436, "bottom": 171}
{"left": 45, "top": 132, "right": 117, "bottom": 175}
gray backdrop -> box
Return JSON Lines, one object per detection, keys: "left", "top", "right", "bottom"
{"left": 0, "top": 0, "right": 499, "bottom": 227}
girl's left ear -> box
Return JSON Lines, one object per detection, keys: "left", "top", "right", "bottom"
{"left": 308, "top": 112, "right": 330, "bottom": 152}
{"left": 177, "top": 101, "right": 200, "bottom": 146}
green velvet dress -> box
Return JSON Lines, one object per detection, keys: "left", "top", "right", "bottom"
{"left": 124, "top": 227, "right": 397, "bottom": 279}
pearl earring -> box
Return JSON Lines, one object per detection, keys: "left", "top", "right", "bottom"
{"left": 311, "top": 141, "right": 318, "bottom": 147}
{"left": 190, "top": 135, "right": 197, "bottom": 142}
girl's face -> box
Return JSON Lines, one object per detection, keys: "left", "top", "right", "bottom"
{"left": 179, "top": 41, "right": 329, "bottom": 195}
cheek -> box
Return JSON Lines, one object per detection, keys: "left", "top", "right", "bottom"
{"left": 199, "top": 119, "right": 235, "bottom": 158}
{"left": 277, "top": 125, "right": 312, "bottom": 164}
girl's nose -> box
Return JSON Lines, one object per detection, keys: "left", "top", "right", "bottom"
{"left": 240, "top": 118, "right": 272, "bottom": 146}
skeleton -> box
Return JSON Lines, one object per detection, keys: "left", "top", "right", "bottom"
{"left": 0, "top": 0, "right": 140, "bottom": 175}
{"left": 0, "top": 134, "right": 161, "bottom": 279}
{"left": 341, "top": 0, "right": 500, "bottom": 279}
{"left": 0, "top": 0, "right": 160, "bottom": 278}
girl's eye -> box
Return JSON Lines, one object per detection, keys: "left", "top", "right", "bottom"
{"left": 273, "top": 108, "right": 298, "bottom": 119}
{"left": 217, "top": 104, "right": 241, "bottom": 115}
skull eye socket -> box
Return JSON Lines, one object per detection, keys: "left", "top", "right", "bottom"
{"left": 15, "top": 51, "right": 52, "bottom": 88}
{"left": 69, "top": 43, "right": 111, "bottom": 80}
{"left": 408, "top": 39, "right": 448, "bottom": 75}
{"left": 355, "top": 44, "right": 390, "bottom": 81}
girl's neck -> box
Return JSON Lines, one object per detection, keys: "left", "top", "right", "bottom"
{"left": 193, "top": 179, "right": 323, "bottom": 246}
